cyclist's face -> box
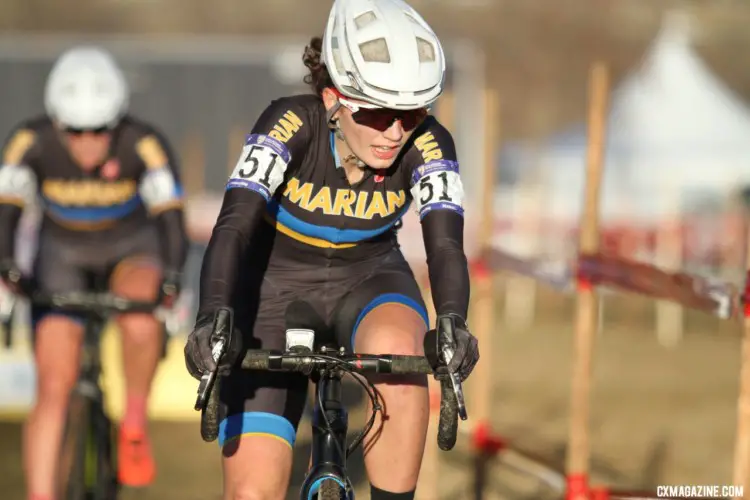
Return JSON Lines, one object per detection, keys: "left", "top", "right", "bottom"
{"left": 61, "top": 126, "right": 112, "bottom": 171}
{"left": 323, "top": 89, "right": 423, "bottom": 170}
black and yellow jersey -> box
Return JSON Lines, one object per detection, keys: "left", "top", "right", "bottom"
{"left": 0, "top": 115, "right": 188, "bottom": 273}
{"left": 0, "top": 115, "right": 183, "bottom": 235}
{"left": 200, "top": 94, "right": 470, "bottom": 319}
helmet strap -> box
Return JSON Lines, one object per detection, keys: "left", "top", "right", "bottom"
{"left": 326, "top": 101, "right": 342, "bottom": 126}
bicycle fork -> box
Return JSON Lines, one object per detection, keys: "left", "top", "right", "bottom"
{"left": 300, "top": 371, "right": 352, "bottom": 499}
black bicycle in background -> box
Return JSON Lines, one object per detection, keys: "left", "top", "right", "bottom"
{"left": 1, "top": 273, "right": 168, "bottom": 500}
{"left": 194, "top": 307, "right": 467, "bottom": 500}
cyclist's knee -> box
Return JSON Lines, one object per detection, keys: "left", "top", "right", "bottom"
{"left": 110, "top": 259, "right": 162, "bottom": 339}
{"left": 34, "top": 316, "right": 83, "bottom": 403}
{"left": 110, "top": 258, "right": 161, "bottom": 301}
{"left": 354, "top": 303, "right": 427, "bottom": 356}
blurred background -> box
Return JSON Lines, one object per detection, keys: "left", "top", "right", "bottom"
{"left": 3, "top": 0, "right": 750, "bottom": 498}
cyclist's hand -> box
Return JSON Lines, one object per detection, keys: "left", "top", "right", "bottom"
{"left": 0, "top": 259, "right": 25, "bottom": 296}
{"left": 158, "top": 269, "right": 182, "bottom": 309}
{"left": 424, "top": 313, "right": 479, "bottom": 382}
{"left": 184, "top": 311, "right": 242, "bottom": 380}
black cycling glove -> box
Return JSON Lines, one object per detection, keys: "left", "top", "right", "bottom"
{"left": 0, "top": 259, "right": 25, "bottom": 295}
{"left": 423, "top": 313, "right": 479, "bottom": 382}
{"left": 184, "top": 310, "right": 243, "bottom": 380}
{"left": 158, "top": 269, "right": 182, "bottom": 309}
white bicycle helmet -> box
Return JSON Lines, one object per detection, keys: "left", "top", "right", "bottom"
{"left": 44, "top": 46, "right": 129, "bottom": 129}
{"left": 322, "top": 0, "right": 446, "bottom": 110}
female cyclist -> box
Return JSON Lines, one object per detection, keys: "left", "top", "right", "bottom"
{"left": 184, "top": 0, "right": 479, "bottom": 498}
{"left": 0, "top": 46, "right": 187, "bottom": 498}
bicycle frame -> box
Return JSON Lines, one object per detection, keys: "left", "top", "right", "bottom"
{"left": 77, "top": 312, "right": 106, "bottom": 399}
{"left": 300, "top": 369, "right": 352, "bottom": 500}
{"left": 71, "top": 308, "right": 118, "bottom": 500}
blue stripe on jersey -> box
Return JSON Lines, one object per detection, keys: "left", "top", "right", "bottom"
{"left": 43, "top": 195, "right": 141, "bottom": 222}
{"left": 268, "top": 201, "right": 411, "bottom": 244}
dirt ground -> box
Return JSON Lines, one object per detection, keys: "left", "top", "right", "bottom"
{"left": 0, "top": 283, "right": 745, "bottom": 499}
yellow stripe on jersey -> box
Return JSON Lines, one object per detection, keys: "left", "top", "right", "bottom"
{"left": 135, "top": 135, "right": 169, "bottom": 170}
{"left": 263, "top": 213, "right": 356, "bottom": 249}
{"left": 2, "top": 129, "right": 36, "bottom": 165}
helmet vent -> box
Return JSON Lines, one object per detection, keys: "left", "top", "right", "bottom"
{"left": 354, "top": 11, "right": 377, "bottom": 29}
{"left": 359, "top": 38, "right": 391, "bottom": 63}
{"left": 416, "top": 38, "right": 435, "bottom": 62}
{"left": 330, "top": 34, "right": 347, "bottom": 77}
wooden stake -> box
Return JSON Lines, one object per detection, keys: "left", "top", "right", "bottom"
{"left": 504, "top": 167, "right": 542, "bottom": 331}
{"left": 565, "top": 61, "right": 609, "bottom": 500}
{"left": 468, "top": 87, "right": 499, "bottom": 426}
{"left": 655, "top": 193, "right": 684, "bottom": 348}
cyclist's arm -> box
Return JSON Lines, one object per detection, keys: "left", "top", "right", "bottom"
{"left": 198, "top": 99, "right": 310, "bottom": 314}
{"left": 0, "top": 127, "right": 39, "bottom": 263}
{"left": 135, "top": 129, "right": 189, "bottom": 274}
{"left": 407, "top": 119, "right": 470, "bottom": 319}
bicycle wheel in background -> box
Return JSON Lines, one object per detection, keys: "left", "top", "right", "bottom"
{"left": 57, "top": 390, "right": 91, "bottom": 500}
{"left": 91, "top": 400, "right": 118, "bottom": 500}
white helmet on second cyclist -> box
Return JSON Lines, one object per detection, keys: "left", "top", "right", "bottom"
{"left": 44, "top": 46, "right": 129, "bottom": 129}
{"left": 322, "top": 0, "right": 446, "bottom": 110}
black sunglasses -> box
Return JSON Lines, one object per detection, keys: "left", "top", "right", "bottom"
{"left": 350, "top": 107, "right": 428, "bottom": 132}
{"left": 331, "top": 89, "right": 429, "bottom": 132}
{"left": 63, "top": 125, "right": 112, "bottom": 136}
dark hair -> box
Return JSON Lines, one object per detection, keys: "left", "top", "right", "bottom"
{"left": 303, "top": 36, "right": 334, "bottom": 96}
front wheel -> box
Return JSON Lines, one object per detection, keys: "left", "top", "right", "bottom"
{"left": 318, "top": 478, "right": 348, "bottom": 500}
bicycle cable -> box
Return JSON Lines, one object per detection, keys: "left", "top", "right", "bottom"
{"left": 309, "top": 353, "right": 384, "bottom": 494}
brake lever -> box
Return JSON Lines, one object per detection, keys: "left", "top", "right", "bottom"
{"left": 437, "top": 316, "right": 468, "bottom": 421}
{"left": 0, "top": 286, "right": 15, "bottom": 349}
{"left": 194, "top": 308, "right": 233, "bottom": 411}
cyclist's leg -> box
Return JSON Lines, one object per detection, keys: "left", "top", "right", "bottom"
{"left": 333, "top": 257, "right": 430, "bottom": 498}
{"left": 219, "top": 276, "right": 308, "bottom": 500}
{"left": 24, "top": 238, "right": 86, "bottom": 500}
{"left": 108, "top": 253, "right": 162, "bottom": 487}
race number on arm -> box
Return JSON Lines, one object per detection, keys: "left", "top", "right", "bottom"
{"left": 225, "top": 98, "right": 310, "bottom": 203}
{"left": 407, "top": 119, "right": 465, "bottom": 219}
{"left": 0, "top": 128, "right": 39, "bottom": 207}
{"left": 410, "top": 159, "right": 464, "bottom": 219}
{"left": 135, "top": 132, "right": 185, "bottom": 214}
{"left": 226, "top": 135, "right": 290, "bottom": 202}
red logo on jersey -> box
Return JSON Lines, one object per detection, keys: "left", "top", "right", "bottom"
{"left": 101, "top": 159, "right": 120, "bottom": 180}
{"left": 374, "top": 174, "right": 385, "bottom": 183}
